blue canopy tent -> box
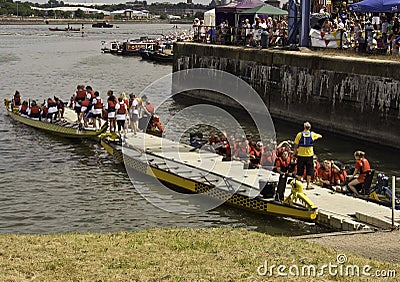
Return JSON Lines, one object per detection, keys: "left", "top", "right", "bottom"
{"left": 348, "top": 0, "right": 400, "bottom": 12}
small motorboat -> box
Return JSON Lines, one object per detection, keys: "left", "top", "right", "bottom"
{"left": 92, "top": 22, "right": 113, "bottom": 28}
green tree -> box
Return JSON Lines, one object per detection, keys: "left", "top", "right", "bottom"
{"left": 74, "top": 8, "right": 85, "bottom": 19}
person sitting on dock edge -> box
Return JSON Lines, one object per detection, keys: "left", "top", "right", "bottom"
{"left": 347, "top": 150, "right": 371, "bottom": 196}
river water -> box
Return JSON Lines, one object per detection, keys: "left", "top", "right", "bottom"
{"left": 0, "top": 24, "right": 398, "bottom": 235}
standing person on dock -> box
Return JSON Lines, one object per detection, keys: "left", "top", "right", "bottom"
{"left": 91, "top": 91, "right": 103, "bottom": 130}
{"left": 115, "top": 97, "right": 128, "bottom": 138}
{"left": 293, "top": 122, "right": 322, "bottom": 189}
{"left": 106, "top": 90, "right": 117, "bottom": 133}
{"left": 347, "top": 150, "right": 371, "bottom": 196}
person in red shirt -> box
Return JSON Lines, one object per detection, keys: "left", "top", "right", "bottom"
{"left": 316, "top": 160, "right": 332, "bottom": 188}
{"left": 348, "top": 150, "right": 371, "bottom": 196}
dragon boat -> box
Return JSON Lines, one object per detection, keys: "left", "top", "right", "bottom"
{"left": 4, "top": 98, "right": 107, "bottom": 139}
{"left": 100, "top": 132, "right": 318, "bottom": 221}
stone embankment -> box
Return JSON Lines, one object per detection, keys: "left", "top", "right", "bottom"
{"left": 173, "top": 42, "right": 400, "bottom": 149}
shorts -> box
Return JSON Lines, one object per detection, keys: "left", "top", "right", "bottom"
{"left": 296, "top": 156, "right": 314, "bottom": 177}
{"left": 117, "top": 120, "right": 125, "bottom": 131}
{"left": 92, "top": 113, "right": 101, "bottom": 119}
{"left": 108, "top": 112, "right": 115, "bottom": 119}
{"left": 131, "top": 113, "right": 139, "bottom": 122}
{"left": 75, "top": 107, "right": 81, "bottom": 114}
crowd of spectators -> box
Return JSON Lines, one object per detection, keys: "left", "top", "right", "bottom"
{"left": 192, "top": 3, "right": 400, "bottom": 55}
{"left": 314, "top": 4, "right": 400, "bottom": 54}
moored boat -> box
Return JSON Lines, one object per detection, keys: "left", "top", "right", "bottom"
{"left": 92, "top": 22, "right": 113, "bottom": 28}
{"left": 139, "top": 48, "right": 155, "bottom": 61}
{"left": 101, "top": 40, "right": 121, "bottom": 54}
{"left": 4, "top": 98, "right": 107, "bottom": 139}
{"left": 152, "top": 51, "right": 173, "bottom": 63}
{"left": 49, "top": 26, "right": 81, "bottom": 32}
{"left": 118, "top": 41, "right": 156, "bottom": 56}
{"left": 100, "top": 132, "right": 318, "bottom": 221}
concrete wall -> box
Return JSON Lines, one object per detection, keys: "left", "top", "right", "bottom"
{"left": 173, "top": 42, "right": 400, "bottom": 149}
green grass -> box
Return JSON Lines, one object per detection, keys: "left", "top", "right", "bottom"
{"left": 0, "top": 228, "right": 397, "bottom": 281}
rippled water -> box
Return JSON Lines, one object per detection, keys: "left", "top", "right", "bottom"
{"left": 0, "top": 24, "right": 328, "bottom": 235}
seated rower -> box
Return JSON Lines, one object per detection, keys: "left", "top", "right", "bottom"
{"left": 19, "top": 100, "right": 29, "bottom": 117}
{"left": 232, "top": 137, "right": 250, "bottom": 161}
{"left": 347, "top": 150, "right": 371, "bottom": 196}
{"left": 46, "top": 97, "right": 58, "bottom": 123}
{"left": 28, "top": 100, "right": 41, "bottom": 121}
{"left": 316, "top": 160, "right": 332, "bottom": 188}
{"left": 249, "top": 141, "right": 263, "bottom": 168}
{"left": 12, "top": 90, "right": 21, "bottom": 108}
{"left": 331, "top": 162, "right": 347, "bottom": 192}
{"left": 150, "top": 115, "right": 164, "bottom": 133}
{"left": 274, "top": 150, "right": 296, "bottom": 201}
{"left": 41, "top": 103, "right": 48, "bottom": 120}
{"left": 54, "top": 96, "right": 65, "bottom": 119}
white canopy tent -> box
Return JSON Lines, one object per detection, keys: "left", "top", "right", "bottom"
{"left": 204, "top": 8, "right": 215, "bottom": 27}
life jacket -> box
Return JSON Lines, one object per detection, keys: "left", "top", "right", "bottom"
{"left": 117, "top": 102, "right": 127, "bottom": 114}
{"left": 276, "top": 155, "right": 291, "bottom": 172}
{"left": 94, "top": 98, "right": 103, "bottom": 109}
{"left": 359, "top": 158, "right": 371, "bottom": 174}
{"left": 146, "top": 104, "right": 155, "bottom": 114}
{"left": 29, "top": 106, "right": 41, "bottom": 118}
{"left": 107, "top": 98, "right": 117, "bottom": 112}
{"left": 250, "top": 148, "right": 262, "bottom": 159}
{"left": 42, "top": 107, "right": 48, "bottom": 116}
{"left": 124, "top": 98, "right": 129, "bottom": 107}
{"left": 298, "top": 131, "right": 313, "bottom": 147}
{"left": 81, "top": 99, "right": 90, "bottom": 107}
{"left": 20, "top": 104, "right": 28, "bottom": 115}
{"left": 56, "top": 100, "right": 64, "bottom": 109}
{"left": 47, "top": 99, "right": 57, "bottom": 108}
{"left": 14, "top": 95, "right": 21, "bottom": 106}
{"left": 76, "top": 89, "right": 87, "bottom": 101}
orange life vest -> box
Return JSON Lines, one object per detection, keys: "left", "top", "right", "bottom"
{"left": 117, "top": 102, "right": 127, "bottom": 114}
{"left": 94, "top": 98, "right": 103, "bottom": 109}
{"left": 47, "top": 99, "right": 56, "bottom": 108}
{"left": 81, "top": 99, "right": 90, "bottom": 107}
{"left": 76, "top": 89, "right": 87, "bottom": 101}
{"left": 107, "top": 99, "right": 117, "bottom": 112}
{"left": 14, "top": 96, "right": 21, "bottom": 105}
{"left": 29, "top": 106, "right": 41, "bottom": 118}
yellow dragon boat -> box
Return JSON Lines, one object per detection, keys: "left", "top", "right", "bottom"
{"left": 4, "top": 98, "right": 107, "bottom": 139}
{"left": 101, "top": 132, "right": 318, "bottom": 221}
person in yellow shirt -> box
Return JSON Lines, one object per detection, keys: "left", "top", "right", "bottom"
{"left": 293, "top": 122, "right": 322, "bottom": 189}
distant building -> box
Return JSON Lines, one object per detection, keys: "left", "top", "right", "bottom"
{"left": 187, "top": 0, "right": 193, "bottom": 3}
{"left": 110, "top": 9, "right": 150, "bottom": 19}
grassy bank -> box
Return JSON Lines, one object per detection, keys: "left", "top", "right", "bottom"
{"left": 0, "top": 228, "right": 398, "bottom": 281}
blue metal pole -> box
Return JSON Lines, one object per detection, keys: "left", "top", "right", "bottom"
{"left": 300, "top": 0, "right": 311, "bottom": 47}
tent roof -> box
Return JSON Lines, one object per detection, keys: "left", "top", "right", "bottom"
{"left": 348, "top": 0, "right": 400, "bottom": 13}
{"left": 216, "top": 0, "right": 265, "bottom": 13}
{"left": 204, "top": 8, "right": 215, "bottom": 15}
{"left": 238, "top": 4, "right": 288, "bottom": 15}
